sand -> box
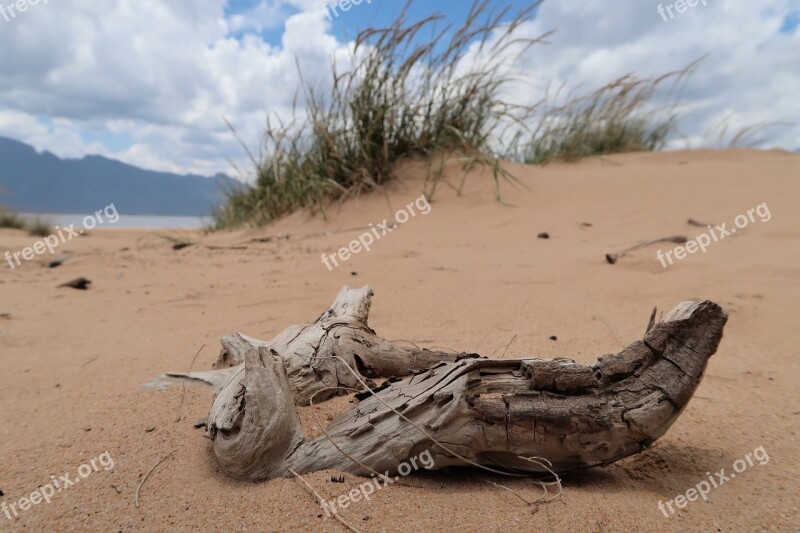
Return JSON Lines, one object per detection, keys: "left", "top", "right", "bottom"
{"left": 0, "top": 149, "right": 797, "bottom": 532}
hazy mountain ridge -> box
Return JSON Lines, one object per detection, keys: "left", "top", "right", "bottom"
{"left": 0, "top": 137, "right": 230, "bottom": 216}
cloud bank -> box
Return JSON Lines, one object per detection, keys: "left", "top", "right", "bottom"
{"left": 0, "top": 0, "right": 796, "bottom": 177}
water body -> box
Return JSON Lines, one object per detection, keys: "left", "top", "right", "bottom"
{"left": 21, "top": 213, "right": 210, "bottom": 229}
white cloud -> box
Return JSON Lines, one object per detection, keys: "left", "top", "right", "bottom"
{"left": 0, "top": 0, "right": 343, "bottom": 175}
{"left": 0, "top": 0, "right": 796, "bottom": 179}
{"left": 511, "top": 0, "right": 800, "bottom": 150}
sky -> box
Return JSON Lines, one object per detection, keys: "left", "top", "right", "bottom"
{"left": 0, "top": 0, "right": 798, "bottom": 178}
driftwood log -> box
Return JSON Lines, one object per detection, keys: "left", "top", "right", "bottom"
{"left": 152, "top": 286, "right": 727, "bottom": 482}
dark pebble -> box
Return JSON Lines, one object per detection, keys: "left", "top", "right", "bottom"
{"left": 58, "top": 277, "right": 91, "bottom": 290}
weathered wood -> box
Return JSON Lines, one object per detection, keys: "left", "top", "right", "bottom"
{"left": 183, "top": 288, "right": 727, "bottom": 481}
{"left": 149, "top": 286, "right": 473, "bottom": 404}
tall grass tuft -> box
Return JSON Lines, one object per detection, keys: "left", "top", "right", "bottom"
{"left": 213, "top": 0, "right": 547, "bottom": 229}
{"left": 0, "top": 208, "right": 53, "bottom": 237}
{"left": 26, "top": 217, "right": 54, "bottom": 238}
{"left": 521, "top": 67, "right": 696, "bottom": 165}
{"left": 0, "top": 207, "right": 27, "bottom": 231}
{"left": 214, "top": 1, "right": 696, "bottom": 228}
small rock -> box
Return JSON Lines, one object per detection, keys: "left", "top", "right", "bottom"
{"left": 330, "top": 475, "right": 345, "bottom": 483}
{"left": 58, "top": 277, "right": 91, "bottom": 290}
{"left": 550, "top": 336, "right": 558, "bottom": 341}
{"left": 48, "top": 256, "right": 69, "bottom": 268}
{"left": 537, "top": 232, "right": 550, "bottom": 239}
{"left": 351, "top": 271, "right": 358, "bottom": 276}
{"left": 145, "top": 427, "right": 156, "bottom": 433}
{"left": 363, "top": 516, "right": 370, "bottom": 521}
{"left": 580, "top": 222, "right": 593, "bottom": 227}
{"left": 0, "top": 489, "right": 4, "bottom": 497}
{"left": 605, "top": 254, "right": 618, "bottom": 265}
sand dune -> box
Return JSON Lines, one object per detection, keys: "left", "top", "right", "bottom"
{"left": 0, "top": 149, "right": 798, "bottom": 531}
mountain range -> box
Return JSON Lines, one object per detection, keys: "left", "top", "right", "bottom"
{"left": 0, "top": 136, "right": 231, "bottom": 216}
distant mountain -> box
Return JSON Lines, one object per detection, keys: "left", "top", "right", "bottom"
{"left": 0, "top": 136, "right": 232, "bottom": 216}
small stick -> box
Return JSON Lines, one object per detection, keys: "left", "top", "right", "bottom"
{"left": 288, "top": 468, "right": 361, "bottom": 533}
{"left": 606, "top": 235, "right": 687, "bottom": 264}
{"left": 81, "top": 355, "right": 100, "bottom": 368}
{"left": 135, "top": 450, "right": 176, "bottom": 508}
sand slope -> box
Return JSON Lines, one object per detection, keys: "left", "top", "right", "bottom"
{"left": 0, "top": 149, "right": 798, "bottom": 532}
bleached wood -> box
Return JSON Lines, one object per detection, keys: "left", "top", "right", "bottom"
{"left": 179, "top": 288, "right": 727, "bottom": 481}
{"left": 149, "top": 286, "right": 469, "bottom": 404}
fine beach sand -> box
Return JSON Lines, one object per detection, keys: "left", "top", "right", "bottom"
{"left": 0, "top": 149, "right": 798, "bottom": 532}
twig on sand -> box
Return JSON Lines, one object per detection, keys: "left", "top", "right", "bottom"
{"left": 288, "top": 468, "right": 361, "bottom": 533}
{"left": 687, "top": 218, "right": 713, "bottom": 227}
{"left": 605, "top": 235, "right": 687, "bottom": 264}
{"left": 135, "top": 450, "right": 176, "bottom": 508}
{"left": 204, "top": 245, "right": 249, "bottom": 250}
{"left": 81, "top": 355, "right": 101, "bottom": 368}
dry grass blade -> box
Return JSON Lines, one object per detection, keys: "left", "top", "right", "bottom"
{"left": 175, "top": 344, "right": 206, "bottom": 422}
{"left": 521, "top": 62, "right": 699, "bottom": 165}
{"left": 135, "top": 450, "right": 177, "bottom": 509}
{"left": 308, "top": 386, "right": 423, "bottom": 489}
{"left": 323, "top": 355, "right": 531, "bottom": 478}
{"left": 288, "top": 468, "right": 362, "bottom": 533}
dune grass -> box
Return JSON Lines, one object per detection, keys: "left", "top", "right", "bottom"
{"left": 0, "top": 207, "right": 54, "bottom": 237}
{"left": 26, "top": 217, "right": 55, "bottom": 238}
{"left": 213, "top": 1, "right": 546, "bottom": 229}
{"left": 0, "top": 208, "right": 27, "bottom": 231}
{"left": 214, "top": 0, "right": 692, "bottom": 229}
{"left": 521, "top": 67, "right": 694, "bottom": 165}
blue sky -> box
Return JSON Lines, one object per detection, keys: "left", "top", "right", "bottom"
{"left": 0, "top": 1, "right": 797, "bottom": 177}
{"left": 225, "top": 0, "right": 539, "bottom": 44}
